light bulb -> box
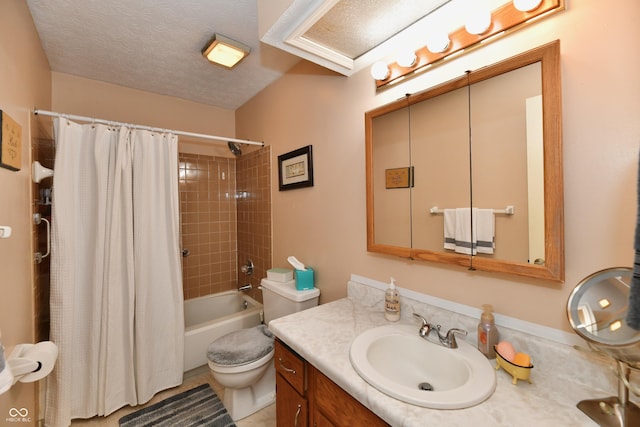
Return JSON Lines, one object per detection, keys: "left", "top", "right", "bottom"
{"left": 397, "top": 50, "right": 417, "bottom": 68}
{"left": 465, "top": 8, "right": 492, "bottom": 35}
{"left": 513, "top": 0, "right": 543, "bottom": 12}
{"left": 370, "top": 61, "right": 390, "bottom": 80}
{"left": 426, "top": 31, "right": 450, "bottom": 53}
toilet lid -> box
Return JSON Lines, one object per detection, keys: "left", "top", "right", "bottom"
{"left": 207, "top": 324, "right": 274, "bottom": 366}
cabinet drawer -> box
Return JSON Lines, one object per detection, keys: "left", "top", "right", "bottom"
{"left": 275, "top": 339, "right": 306, "bottom": 394}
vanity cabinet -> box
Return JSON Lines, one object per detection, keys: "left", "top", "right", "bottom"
{"left": 275, "top": 339, "right": 389, "bottom": 427}
{"left": 275, "top": 339, "right": 308, "bottom": 427}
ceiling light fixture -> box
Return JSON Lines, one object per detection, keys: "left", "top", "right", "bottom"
{"left": 202, "top": 34, "right": 250, "bottom": 68}
{"left": 513, "top": 0, "right": 543, "bottom": 12}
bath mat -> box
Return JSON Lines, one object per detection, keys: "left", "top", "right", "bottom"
{"left": 119, "top": 384, "right": 236, "bottom": 427}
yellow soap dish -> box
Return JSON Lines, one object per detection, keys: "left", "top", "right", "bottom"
{"left": 494, "top": 346, "right": 533, "bottom": 385}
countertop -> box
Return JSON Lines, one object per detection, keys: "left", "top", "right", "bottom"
{"left": 268, "top": 284, "right": 608, "bottom": 426}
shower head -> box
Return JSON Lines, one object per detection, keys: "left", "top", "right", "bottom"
{"left": 228, "top": 141, "right": 242, "bottom": 156}
{"left": 32, "top": 161, "right": 54, "bottom": 183}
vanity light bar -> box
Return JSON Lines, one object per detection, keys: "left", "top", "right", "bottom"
{"left": 373, "top": 0, "right": 564, "bottom": 88}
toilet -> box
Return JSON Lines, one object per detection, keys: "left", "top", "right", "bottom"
{"left": 207, "top": 278, "right": 320, "bottom": 420}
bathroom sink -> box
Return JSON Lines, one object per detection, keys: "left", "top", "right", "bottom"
{"left": 349, "top": 324, "right": 496, "bottom": 409}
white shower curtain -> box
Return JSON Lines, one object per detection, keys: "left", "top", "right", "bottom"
{"left": 45, "top": 118, "right": 184, "bottom": 426}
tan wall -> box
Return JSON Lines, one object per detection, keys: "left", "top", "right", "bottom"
{"left": 50, "top": 72, "right": 237, "bottom": 159}
{"left": 237, "top": 0, "right": 640, "bottom": 333}
{"left": 0, "top": 0, "right": 52, "bottom": 423}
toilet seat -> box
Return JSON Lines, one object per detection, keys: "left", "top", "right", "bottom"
{"left": 207, "top": 324, "right": 274, "bottom": 372}
{"left": 208, "top": 349, "right": 274, "bottom": 374}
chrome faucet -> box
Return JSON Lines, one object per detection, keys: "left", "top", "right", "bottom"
{"left": 413, "top": 313, "right": 435, "bottom": 338}
{"left": 441, "top": 326, "right": 468, "bottom": 349}
{"left": 413, "top": 313, "right": 468, "bottom": 349}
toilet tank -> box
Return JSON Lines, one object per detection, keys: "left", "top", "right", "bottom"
{"left": 260, "top": 278, "right": 320, "bottom": 324}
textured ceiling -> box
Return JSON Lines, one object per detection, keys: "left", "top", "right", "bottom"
{"left": 26, "top": 0, "right": 458, "bottom": 111}
{"left": 26, "top": 0, "right": 300, "bottom": 110}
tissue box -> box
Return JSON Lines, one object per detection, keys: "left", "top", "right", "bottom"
{"left": 295, "top": 267, "right": 314, "bottom": 290}
{"left": 267, "top": 268, "right": 294, "bottom": 282}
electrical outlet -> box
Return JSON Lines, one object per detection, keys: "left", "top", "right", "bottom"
{"left": 0, "top": 225, "right": 12, "bottom": 238}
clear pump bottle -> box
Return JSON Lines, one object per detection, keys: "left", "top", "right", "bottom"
{"left": 477, "top": 304, "right": 499, "bottom": 358}
{"left": 384, "top": 278, "right": 400, "bottom": 321}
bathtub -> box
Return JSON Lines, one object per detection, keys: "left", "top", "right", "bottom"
{"left": 184, "top": 290, "right": 264, "bottom": 372}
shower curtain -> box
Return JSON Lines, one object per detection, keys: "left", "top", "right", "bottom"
{"left": 45, "top": 118, "right": 184, "bottom": 426}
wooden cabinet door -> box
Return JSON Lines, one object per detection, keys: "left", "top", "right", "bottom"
{"left": 276, "top": 372, "right": 307, "bottom": 427}
{"left": 313, "top": 409, "right": 336, "bottom": 427}
{"left": 310, "top": 367, "right": 390, "bottom": 427}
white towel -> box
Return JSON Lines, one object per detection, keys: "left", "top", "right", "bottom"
{"left": 0, "top": 340, "right": 14, "bottom": 395}
{"left": 445, "top": 208, "right": 495, "bottom": 255}
{"left": 443, "top": 209, "right": 457, "bottom": 250}
{"left": 454, "top": 208, "right": 475, "bottom": 255}
{"left": 476, "top": 209, "right": 495, "bottom": 254}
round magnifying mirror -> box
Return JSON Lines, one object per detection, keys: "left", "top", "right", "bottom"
{"left": 567, "top": 267, "right": 640, "bottom": 364}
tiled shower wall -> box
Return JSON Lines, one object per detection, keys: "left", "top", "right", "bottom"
{"left": 179, "top": 147, "right": 272, "bottom": 301}
{"left": 236, "top": 147, "right": 272, "bottom": 303}
{"left": 179, "top": 153, "right": 238, "bottom": 299}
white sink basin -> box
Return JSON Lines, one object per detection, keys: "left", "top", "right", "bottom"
{"left": 350, "top": 324, "right": 496, "bottom": 409}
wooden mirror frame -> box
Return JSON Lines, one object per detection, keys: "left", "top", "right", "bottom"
{"left": 365, "top": 40, "right": 564, "bottom": 282}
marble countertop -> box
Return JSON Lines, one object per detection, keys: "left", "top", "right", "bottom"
{"left": 268, "top": 291, "right": 605, "bottom": 426}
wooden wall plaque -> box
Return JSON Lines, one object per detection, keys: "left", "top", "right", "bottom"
{"left": 385, "top": 167, "right": 414, "bottom": 189}
{"left": 0, "top": 110, "right": 22, "bottom": 171}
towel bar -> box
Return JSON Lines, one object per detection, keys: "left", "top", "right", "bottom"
{"left": 429, "top": 206, "right": 515, "bottom": 215}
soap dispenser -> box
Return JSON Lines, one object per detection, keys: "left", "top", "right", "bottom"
{"left": 384, "top": 277, "right": 400, "bottom": 321}
{"left": 477, "top": 304, "right": 499, "bottom": 359}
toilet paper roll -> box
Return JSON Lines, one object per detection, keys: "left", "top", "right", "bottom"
{"left": 18, "top": 341, "right": 58, "bottom": 383}
{"left": 0, "top": 341, "right": 14, "bottom": 394}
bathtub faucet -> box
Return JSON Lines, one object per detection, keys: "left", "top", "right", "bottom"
{"left": 238, "top": 284, "right": 252, "bottom": 292}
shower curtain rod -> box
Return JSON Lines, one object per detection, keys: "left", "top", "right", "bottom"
{"left": 33, "top": 108, "right": 264, "bottom": 146}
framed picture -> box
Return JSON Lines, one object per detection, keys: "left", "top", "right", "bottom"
{"left": 0, "top": 110, "right": 22, "bottom": 171}
{"left": 385, "top": 167, "right": 414, "bottom": 189}
{"left": 278, "top": 145, "right": 314, "bottom": 191}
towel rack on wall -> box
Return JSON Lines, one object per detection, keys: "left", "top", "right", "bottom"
{"left": 33, "top": 213, "right": 50, "bottom": 264}
{"left": 429, "top": 205, "right": 515, "bottom": 215}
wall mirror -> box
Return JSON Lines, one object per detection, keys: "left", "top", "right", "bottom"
{"left": 365, "top": 40, "right": 564, "bottom": 281}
